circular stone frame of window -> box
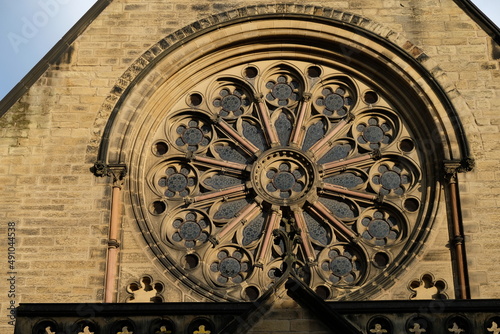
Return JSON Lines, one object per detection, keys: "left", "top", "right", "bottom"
{"left": 101, "top": 10, "right": 470, "bottom": 302}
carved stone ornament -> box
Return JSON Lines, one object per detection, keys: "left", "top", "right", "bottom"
{"left": 406, "top": 316, "right": 432, "bottom": 334}
{"left": 488, "top": 322, "right": 500, "bottom": 334}
{"left": 368, "top": 316, "right": 393, "bottom": 334}
{"left": 91, "top": 161, "right": 127, "bottom": 184}
{"left": 78, "top": 326, "right": 95, "bottom": 334}
{"left": 446, "top": 316, "right": 470, "bottom": 334}
{"left": 486, "top": 318, "right": 500, "bottom": 334}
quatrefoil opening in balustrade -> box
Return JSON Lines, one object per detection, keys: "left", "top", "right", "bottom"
{"left": 126, "top": 275, "right": 164, "bottom": 303}
{"left": 409, "top": 273, "right": 448, "bottom": 300}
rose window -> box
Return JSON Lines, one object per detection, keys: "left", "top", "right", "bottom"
{"left": 141, "top": 60, "right": 428, "bottom": 301}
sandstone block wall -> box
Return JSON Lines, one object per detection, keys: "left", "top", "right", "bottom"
{"left": 1, "top": 0, "right": 499, "bottom": 333}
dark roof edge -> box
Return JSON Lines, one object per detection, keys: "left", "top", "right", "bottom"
{"left": 453, "top": 0, "right": 500, "bottom": 45}
{"left": 15, "top": 302, "right": 254, "bottom": 317}
{"left": 0, "top": 0, "right": 113, "bottom": 116}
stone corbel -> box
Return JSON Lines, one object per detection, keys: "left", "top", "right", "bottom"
{"left": 443, "top": 157, "right": 475, "bottom": 182}
{"left": 91, "top": 161, "right": 127, "bottom": 186}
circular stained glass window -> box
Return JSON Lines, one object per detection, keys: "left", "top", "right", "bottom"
{"left": 142, "top": 59, "right": 428, "bottom": 301}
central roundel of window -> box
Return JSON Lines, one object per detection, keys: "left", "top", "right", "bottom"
{"left": 144, "top": 59, "right": 427, "bottom": 301}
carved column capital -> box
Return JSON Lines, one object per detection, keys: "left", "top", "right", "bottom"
{"left": 254, "top": 93, "right": 264, "bottom": 103}
{"left": 302, "top": 92, "right": 312, "bottom": 102}
{"left": 444, "top": 161, "right": 460, "bottom": 184}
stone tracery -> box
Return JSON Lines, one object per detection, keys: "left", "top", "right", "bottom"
{"left": 141, "top": 60, "right": 427, "bottom": 301}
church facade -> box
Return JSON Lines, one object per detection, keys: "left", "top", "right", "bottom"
{"left": 1, "top": 0, "right": 500, "bottom": 333}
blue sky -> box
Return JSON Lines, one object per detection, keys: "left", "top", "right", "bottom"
{"left": 0, "top": 0, "right": 498, "bottom": 102}
{"left": 0, "top": 0, "right": 97, "bottom": 101}
{"left": 473, "top": 0, "right": 500, "bottom": 27}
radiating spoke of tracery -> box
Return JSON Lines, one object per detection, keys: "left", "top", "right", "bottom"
{"left": 292, "top": 208, "right": 316, "bottom": 263}
{"left": 321, "top": 152, "right": 381, "bottom": 176}
{"left": 255, "top": 209, "right": 282, "bottom": 266}
{"left": 186, "top": 184, "right": 247, "bottom": 204}
{"left": 255, "top": 94, "right": 280, "bottom": 147}
{"left": 321, "top": 183, "right": 379, "bottom": 203}
{"left": 308, "top": 116, "right": 353, "bottom": 159}
{"left": 212, "top": 117, "right": 260, "bottom": 156}
{"left": 142, "top": 60, "right": 425, "bottom": 301}
{"left": 216, "top": 202, "right": 261, "bottom": 241}
{"left": 191, "top": 155, "right": 248, "bottom": 172}
{"left": 307, "top": 201, "right": 358, "bottom": 242}
{"left": 289, "top": 95, "right": 311, "bottom": 147}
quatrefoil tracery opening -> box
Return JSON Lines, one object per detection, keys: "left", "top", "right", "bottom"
{"left": 142, "top": 61, "right": 427, "bottom": 301}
